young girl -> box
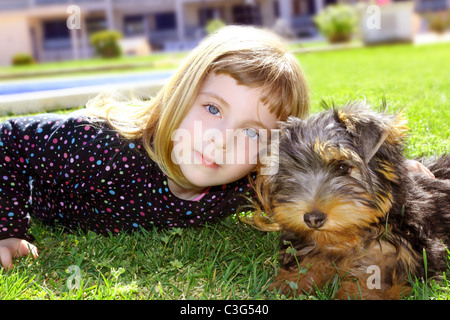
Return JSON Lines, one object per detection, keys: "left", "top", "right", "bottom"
{"left": 0, "top": 26, "right": 310, "bottom": 270}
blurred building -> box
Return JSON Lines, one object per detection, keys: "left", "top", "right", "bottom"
{"left": 0, "top": 0, "right": 339, "bottom": 65}
{"left": 0, "top": 0, "right": 448, "bottom": 65}
{"left": 415, "top": 0, "right": 449, "bottom": 11}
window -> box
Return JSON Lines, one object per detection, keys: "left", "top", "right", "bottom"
{"left": 42, "top": 20, "right": 70, "bottom": 49}
{"left": 154, "top": 12, "right": 176, "bottom": 30}
{"left": 86, "top": 17, "right": 108, "bottom": 35}
{"left": 199, "top": 7, "right": 224, "bottom": 26}
{"left": 232, "top": 5, "right": 262, "bottom": 25}
{"left": 43, "top": 20, "right": 69, "bottom": 40}
{"left": 124, "top": 15, "right": 145, "bottom": 36}
{"left": 293, "top": 0, "right": 316, "bottom": 15}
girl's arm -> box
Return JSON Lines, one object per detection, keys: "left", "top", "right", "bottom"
{"left": 0, "top": 114, "right": 74, "bottom": 241}
{"left": 0, "top": 117, "right": 37, "bottom": 241}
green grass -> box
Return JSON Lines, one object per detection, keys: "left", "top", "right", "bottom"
{"left": 1, "top": 42, "right": 449, "bottom": 300}
{"left": 1, "top": 218, "right": 279, "bottom": 300}
{"left": 299, "top": 42, "right": 450, "bottom": 158}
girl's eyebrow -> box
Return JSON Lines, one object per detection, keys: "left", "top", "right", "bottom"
{"left": 199, "top": 92, "right": 229, "bottom": 108}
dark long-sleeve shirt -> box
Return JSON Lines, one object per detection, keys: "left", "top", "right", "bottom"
{"left": 0, "top": 112, "right": 253, "bottom": 240}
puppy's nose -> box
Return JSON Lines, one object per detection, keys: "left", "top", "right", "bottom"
{"left": 303, "top": 211, "right": 326, "bottom": 229}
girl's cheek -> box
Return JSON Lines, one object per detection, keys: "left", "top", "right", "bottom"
{"left": 231, "top": 139, "right": 259, "bottom": 166}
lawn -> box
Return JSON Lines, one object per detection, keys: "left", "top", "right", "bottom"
{"left": 0, "top": 42, "right": 449, "bottom": 300}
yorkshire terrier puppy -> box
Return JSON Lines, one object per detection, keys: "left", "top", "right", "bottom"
{"left": 251, "top": 102, "right": 450, "bottom": 299}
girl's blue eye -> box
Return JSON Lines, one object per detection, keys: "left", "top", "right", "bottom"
{"left": 243, "top": 128, "right": 259, "bottom": 140}
{"left": 206, "top": 104, "right": 221, "bottom": 117}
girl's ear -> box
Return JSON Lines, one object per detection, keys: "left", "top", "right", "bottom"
{"left": 335, "top": 102, "right": 408, "bottom": 164}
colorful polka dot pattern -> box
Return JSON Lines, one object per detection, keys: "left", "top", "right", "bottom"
{"left": 0, "top": 113, "right": 253, "bottom": 240}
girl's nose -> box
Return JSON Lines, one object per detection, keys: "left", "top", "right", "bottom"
{"left": 204, "top": 127, "right": 227, "bottom": 150}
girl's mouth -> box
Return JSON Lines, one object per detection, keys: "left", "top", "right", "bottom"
{"left": 194, "top": 151, "right": 220, "bottom": 169}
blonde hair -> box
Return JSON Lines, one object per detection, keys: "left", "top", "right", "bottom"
{"left": 86, "top": 25, "right": 309, "bottom": 189}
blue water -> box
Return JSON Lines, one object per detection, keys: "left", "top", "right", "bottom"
{"left": 0, "top": 71, "right": 173, "bottom": 96}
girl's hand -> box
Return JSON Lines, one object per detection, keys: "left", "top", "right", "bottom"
{"left": 405, "top": 159, "right": 435, "bottom": 179}
{"left": 0, "top": 238, "right": 39, "bottom": 271}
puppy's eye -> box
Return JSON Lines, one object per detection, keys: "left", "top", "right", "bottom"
{"left": 337, "top": 163, "right": 352, "bottom": 175}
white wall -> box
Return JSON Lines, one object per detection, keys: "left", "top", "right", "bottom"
{"left": 0, "top": 15, "right": 32, "bottom": 66}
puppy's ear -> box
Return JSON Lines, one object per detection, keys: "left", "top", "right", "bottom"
{"left": 336, "top": 103, "right": 408, "bottom": 164}
{"left": 356, "top": 123, "right": 389, "bottom": 164}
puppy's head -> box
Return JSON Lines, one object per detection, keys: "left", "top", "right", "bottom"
{"left": 251, "top": 101, "right": 408, "bottom": 246}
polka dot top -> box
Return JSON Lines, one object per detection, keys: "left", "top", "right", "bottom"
{"left": 0, "top": 112, "right": 254, "bottom": 241}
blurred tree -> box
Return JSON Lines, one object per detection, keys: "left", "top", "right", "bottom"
{"left": 12, "top": 53, "right": 35, "bottom": 66}
{"left": 206, "top": 19, "right": 226, "bottom": 35}
{"left": 314, "top": 4, "right": 359, "bottom": 43}
{"left": 90, "top": 30, "right": 123, "bottom": 58}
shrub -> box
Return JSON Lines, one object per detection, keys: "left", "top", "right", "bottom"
{"left": 424, "top": 10, "right": 450, "bottom": 34}
{"left": 90, "top": 30, "right": 123, "bottom": 58}
{"left": 206, "top": 19, "right": 226, "bottom": 35}
{"left": 11, "top": 53, "right": 35, "bottom": 66}
{"left": 314, "top": 4, "right": 359, "bottom": 43}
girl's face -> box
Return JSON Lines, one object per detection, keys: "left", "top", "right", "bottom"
{"left": 172, "top": 73, "right": 279, "bottom": 189}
